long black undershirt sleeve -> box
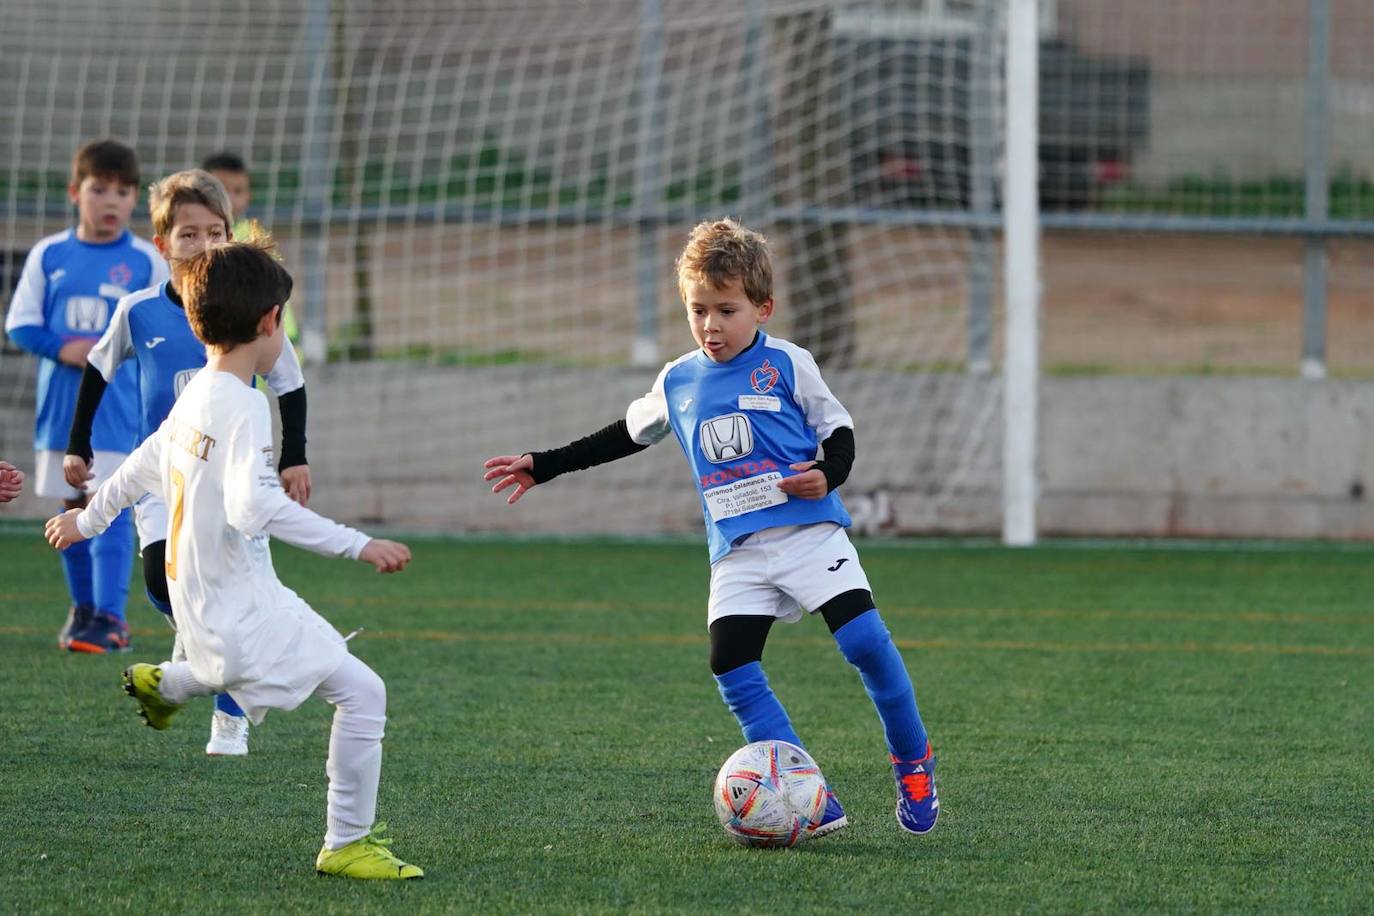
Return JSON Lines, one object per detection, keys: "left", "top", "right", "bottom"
{"left": 66, "top": 365, "right": 109, "bottom": 462}
{"left": 812, "top": 426, "right": 855, "bottom": 493}
{"left": 276, "top": 386, "right": 308, "bottom": 470}
{"left": 529, "top": 419, "right": 648, "bottom": 485}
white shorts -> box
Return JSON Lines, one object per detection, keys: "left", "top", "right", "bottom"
{"left": 133, "top": 493, "right": 169, "bottom": 550}
{"left": 33, "top": 449, "right": 128, "bottom": 501}
{"left": 707, "top": 523, "right": 872, "bottom": 628}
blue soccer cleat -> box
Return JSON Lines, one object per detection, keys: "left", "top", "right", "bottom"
{"left": 811, "top": 785, "right": 849, "bottom": 838}
{"left": 68, "top": 612, "right": 131, "bottom": 654}
{"left": 57, "top": 603, "right": 94, "bottom": 650}
{"left": 892, "top": 747, "right": 939, "bottom": 835}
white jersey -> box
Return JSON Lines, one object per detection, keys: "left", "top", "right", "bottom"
{"left": 77, "top": 370, "right": 370, "bottom": 723}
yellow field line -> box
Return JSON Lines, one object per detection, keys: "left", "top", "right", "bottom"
{"left": 9, "top": 588, "right": 1366, "bottom": 627}
{"left": 1, "top": 624, "right": 1368, "bottom": 657}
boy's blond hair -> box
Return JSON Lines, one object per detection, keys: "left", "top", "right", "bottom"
{"left": 148, "top": 169, "right": 233, "bottom": 238}
{"left": 676, "top": 217, "right": 773, "bottom": 305}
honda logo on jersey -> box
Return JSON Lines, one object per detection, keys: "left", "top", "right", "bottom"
{"left": 700, "top": 413, "right": 754, "bottom": 464}
{"left": 65, "top": 296, "right": 109, "bottom": 332}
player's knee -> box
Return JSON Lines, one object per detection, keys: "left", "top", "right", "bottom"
{"left": 708, "top": 616, "right": 772, "bottom": 676}
{"left": 354, "top": 663, "right": 387, "bottom": 716}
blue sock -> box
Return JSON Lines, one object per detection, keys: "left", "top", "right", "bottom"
{"left": 833, "top": 609, "right": 928, "bottom": 760}
{"left": 90, "top": 508, "right": 134, "bottom": 621}
{"left": 215, "top": 692, "right": 246, "bottom": 717}
{"left": 144, "top": 588, "right": 173, "bottom": 618}
{"left": 59, "top": 534, "right": 95, "bottom": 609}
{"left": 714, "top": 661, "right": 803, "bottom": 747}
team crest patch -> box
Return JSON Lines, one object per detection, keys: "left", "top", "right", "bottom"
{"left": 750, "top": 359, "right": 779, "bottom": 394}
{"left": 108, "top": 263, "right": 133, "bottom": 287}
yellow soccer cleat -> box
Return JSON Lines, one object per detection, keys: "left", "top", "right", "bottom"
{"left": 121, "top": 664, "right": 184, "bottom": 731}
{"left": 316, "top": 824, "right": 424, "bottom": 880}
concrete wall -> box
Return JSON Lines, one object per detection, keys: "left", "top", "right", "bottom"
{"left": 5, "top": 363, "right": 1373, "bottom": 541}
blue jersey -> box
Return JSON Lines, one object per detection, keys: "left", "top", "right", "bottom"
{"left": 4, "top": 229, "right": 167, "bottom": 452}
{"left": 626, "top": 332, "right": 853, "bottom": 563}
{"left": 90, "top": 281, "right": 307, "bottom": 443}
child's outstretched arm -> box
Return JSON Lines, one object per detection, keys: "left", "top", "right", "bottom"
{"left": 45, "top": 428, "right": 165, "bottom": 549}
{"left": 223, "top": 405, "right": 407, "bottom": 573}
{"left": 484, "top": 363, "right": 676, "bottom": 505}
{"left": 483, "top": 419, "right": 653, "bottom": 506}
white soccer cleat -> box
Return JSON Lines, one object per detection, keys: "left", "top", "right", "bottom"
{"left": 205, "top": 710, "right": 249, "bottom": 756}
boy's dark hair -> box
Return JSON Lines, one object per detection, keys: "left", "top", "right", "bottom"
{"left": 179, "top": 239, "right": 293, "bottom": 348}
{"left": 201, "top": 151, "right": 248, "bottom": 174}
{"left": 72, "top": 139, "right": 139, "bottom": 188}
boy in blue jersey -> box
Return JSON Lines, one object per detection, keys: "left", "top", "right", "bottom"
{"left": 4, "top": 139, "right": 167, "bottom": 653}
{"left": 484, "top": 218, "right": 939, "bottom": 837}
{"left": 64, "top": 169, "right": 313, "bottom": 757}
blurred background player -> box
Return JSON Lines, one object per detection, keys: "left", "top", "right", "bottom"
{"left": 485, "top": 218, "right": 939, "bottom": 838}
{"left": 65, "top": 169, "right": 314, "bottom": 757}
{"left": 202, "top": 151, "right": 299, "bottom": 345}
{"left": 3, "top": 139, "right": 167, "bottom": 653}
{"left": 0, "top": 461, "right": 24, "bottom": 503}
{"left": 45, "top": 240, "right": 422, "bottom": 880}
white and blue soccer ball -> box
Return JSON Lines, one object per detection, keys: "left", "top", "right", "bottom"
{"left": 713, "top": 740, "right": 828, "bottom": 848}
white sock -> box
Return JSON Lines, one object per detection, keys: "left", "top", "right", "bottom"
{"left": 313, "top": 655, "right": 388, "bottom": 849}
{"left": 156, "top": 661, "right": 214, "bottom": 704}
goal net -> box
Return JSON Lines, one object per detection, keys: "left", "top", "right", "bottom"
{"left": 1, "top": 0, "right": 1016, "bottom": 538}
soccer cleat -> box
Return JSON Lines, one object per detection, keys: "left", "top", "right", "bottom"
{"left": 121, "top": 663, "right": 183, "bottom": 730}
{"left": 811, "top": 786, "right": 849, "bottom": 838}
{"left": 892, "top": 747, "right": 939, "bottom": 835}
{"left": 205, "top": 710, "right": 250, "bottom": 756}
{"left": 316, "top": 824, "right": 424, "bottom": 880}
{"left": 57, "top": 603, "right": 94, "bottom": 650}
{"left": 68, "top": 612, "right": 131, "bottom": 654}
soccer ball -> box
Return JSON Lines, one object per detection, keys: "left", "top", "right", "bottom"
{"left": 713, "top": 740, "right": 829, "bottom": 848}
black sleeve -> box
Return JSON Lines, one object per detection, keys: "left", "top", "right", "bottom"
{"left": 529, "top": 419, "right": 649, "bottom": 485}
{"left": 277, "top": 386, "right": 308, "bottom": 470}
{"left": 65, "top": 365, "right": 109, "bottom": 462}
{"left": 812, "top": 426, "right": 855, "bottom": 493}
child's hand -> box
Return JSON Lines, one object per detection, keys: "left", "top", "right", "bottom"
{"left": 777, "top": 461, "right": 828, "bottom": 500}
{"left": 63, "top": 455, "right": 94, "bottom": 490}
{"left": 44, "top": 509, "right": 87, "bottom": 549}
{"left": 280, "top": 464, "right": 312, "bottom": 505}
{"left": 57, "top": 339, "right": 94, "bottom": 368}
{"left": 359, "top": 538, "right": 410, "bottom": 573}
{"left": 483, "top": 454, "right": 537, "bottom": 505}
{"left": 0, "top": 461, "right": 24, "bottom": 503}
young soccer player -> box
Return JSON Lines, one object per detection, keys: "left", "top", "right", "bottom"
{"left": 202, "top": 151, "right": 299, "bottom": 343}
{"left": 484, "top": 218, "right": 939, "bottom": 836}
{"left": 45, "top": 240, "right": 423, "bottom": 880}
{"left": 64, "top": 169, "right": 313, "bottom": 756}
{"left": 0, "top": 461, "right": 24, "bottom": 502}
{"left": 4, "top": 139, "right": 167, "bottom": 653}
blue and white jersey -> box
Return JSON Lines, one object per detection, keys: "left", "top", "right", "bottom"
{"left": 89, "top": 281, "right": 306, "bottom": 443}
{"left": 626, "top": 332, "right": 853, "bottom": 563}
{"left": 4, "top": 229, "right": 167, "bottom": 452}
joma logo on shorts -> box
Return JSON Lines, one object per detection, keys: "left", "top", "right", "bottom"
{"left": 700, "top": 458, "right": 777, "bottom": 488}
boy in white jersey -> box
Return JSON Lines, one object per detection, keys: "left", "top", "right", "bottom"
{"left": 485, "top": 218, "right": 939, "bottom": 837}
{"left": 64, "top": 170, "right": 313, "bottom": 757}
{"left": 45, "top": 241, "right": 424, "bottom": 879}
